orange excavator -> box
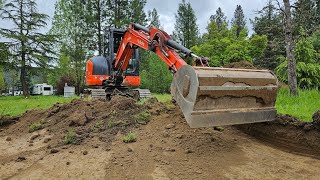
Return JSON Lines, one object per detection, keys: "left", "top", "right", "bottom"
{"left": 85, "top": 23, "right": 278, "bottom": 128}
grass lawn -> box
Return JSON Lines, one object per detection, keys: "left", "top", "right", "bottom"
{"left": 154, "top": 88, "right": 320, "bottom": 122}
{"left": 152, "top": 94, "right": 172, "bottom": 102}
{"left": 0, "top": 96, "right": 77, "bottom": 117}
{"left": 276, "top": 88, "right": 320, "bottom": 122}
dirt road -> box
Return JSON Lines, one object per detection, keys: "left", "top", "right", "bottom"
{"left": 1, "top": 98, "right": 320, "bottom": 179}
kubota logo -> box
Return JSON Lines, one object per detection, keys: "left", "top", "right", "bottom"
{"left": 137, "top": 39, "right": 144, "bottom": 46}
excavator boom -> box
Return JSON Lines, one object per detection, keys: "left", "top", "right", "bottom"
{"left": 113, "top": 23, "right": 278, "bottom": 128}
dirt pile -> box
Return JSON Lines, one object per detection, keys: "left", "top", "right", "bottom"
{"left": 238, "top": 113, "right": 320, "bottom": 155}
{"left": 1, "top": 96, "right": 166, "bottom": 149}
{"left": 223, "top": 60, "right": 256, "bottom": 69}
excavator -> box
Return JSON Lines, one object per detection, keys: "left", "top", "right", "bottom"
{"left": 85, "top": 23, "right": 278, "bottom": 128}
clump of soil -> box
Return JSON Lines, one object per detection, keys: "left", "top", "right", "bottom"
{"left": 223, "top": 60, "right": 256, "bottom": 69}
{"left": 312, "top": 110, "right": 320, "bottom": 128}
{"left": 238, "top": 113, "right": 320, "bottom": 155}
{"left": 1, "top": 96, "right": 165, "bottom": 148}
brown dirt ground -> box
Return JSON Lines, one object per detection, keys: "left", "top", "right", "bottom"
{"left": 1, "top": 97, "right": 320, "bottom": 180}
{"left": 223, "top": 60, "right": 256, "bottom": 69}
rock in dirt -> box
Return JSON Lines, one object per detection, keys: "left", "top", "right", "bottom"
{"left": 50, "top": 149, "right": 59, "bottom": 154}
{"left": 16, "top": 156, "right": 26, "bottom": 162}
{"left": 165, "top": 124, "right": 175, "bottom": 129}
{"left": 165, "top": 147, "right": 175, "bottom": 152}
{"left": 66, "top": 162, "right": 70, "bottom": 165}
{"left": 5, "top": 136, "right": 11, "bottom": 141}
{"left": 175, "top": 134, "right": 184, "bottom": 139}
{"left": 127, "top": 147, "right": 133, "bottom": 152}
{"left": 30, "top": 134, "right": 40, "bottom": 141}
{"left": 43, "top": 138, "right": 51, "bottom": 143}
{"left": 83, "top": 151, "right": 88, "bottom": 155}
{"left": 185, "top": 149, "right": 194, "bottom": 154}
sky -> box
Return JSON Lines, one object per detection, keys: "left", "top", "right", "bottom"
{"left": 2, "top": 0, "right": 269, "bottom": 35}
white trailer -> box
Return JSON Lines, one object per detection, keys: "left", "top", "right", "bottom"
{"left": 31, "top": 83, "right": 53, "bottom": 96}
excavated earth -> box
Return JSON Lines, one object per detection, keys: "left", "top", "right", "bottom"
{"left": 1, "top": 96, "right": 320, "bottom": 179}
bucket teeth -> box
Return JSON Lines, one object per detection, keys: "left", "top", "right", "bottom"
{"left": 171, "top": 65, "right": 278, "bottom": 128}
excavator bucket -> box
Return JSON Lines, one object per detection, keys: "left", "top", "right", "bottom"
{"left": 171, "top": 65, "right": 278, "bottom": 128}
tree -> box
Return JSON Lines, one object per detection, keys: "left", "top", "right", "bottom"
{"left": 210, "top": 7, "right": 228, "bottom": 32}
{"left": 251, "top": 0, "right": 285, "bottom": 70}
{"left": 147, "top": 8, "right": 160, "bottom": 28}
{"left": 105, "top": 0, "right": 146, "bottom": 29}
{"left": 173, "top": 0, "right": 199, "bottom": 49}
{"left": 0, "top": 0, "right": 55, "bottom": 97}
{"left": 51, "top": 0, "right": 92, "bottom": 95}
{"left": 85, "top": 0, "right": 107, "bottom": 55}
{"left": 231, "top": 5, "right": 247, "bottom": 38}
{"left": 192, "top": 17, "right": 267, "bottom": 67}
{"left": 0, "top": 63, "right": 5, "bottom": 93}
{"left": 293, "top": 0, "right": 316, "bottom": 35}
{"left": 283, "top": 0, "right": 298, "bottom": 96}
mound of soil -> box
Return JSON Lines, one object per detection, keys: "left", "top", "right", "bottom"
{"left": 238, "top": 114, "right": 320, "bottom": 155}
{"left": 1, "top": 96, "right": 166, "bottom": 148}
{"left": 223, "top": 60, "right": 256, "bottom": 69}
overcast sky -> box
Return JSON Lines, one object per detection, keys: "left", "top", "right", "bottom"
{"left": 4, "top": 0, "right": 269, "bottom": 35}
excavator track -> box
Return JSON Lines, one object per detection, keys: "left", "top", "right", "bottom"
{"left": 171, "top": 65, "right": 278, "bottom": 128}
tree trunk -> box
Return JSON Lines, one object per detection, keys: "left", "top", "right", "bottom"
{"left": 20, "top": 51, "right": 29, "bottom": 97}
{"left": 19, "top": 1, "right": 29, "bottom": 97}
{"left": 283, "top": 0, "right": 298, "bottom": 96}
{"left": 97, "top": 0, "right": 102, "bottom": 55}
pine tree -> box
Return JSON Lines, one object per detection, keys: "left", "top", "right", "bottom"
{"left": 147, "top": 8, "right": 160, "bottom": 28}
{"left": 251, "top": 0, "right": 285, "bottom": 70}
{"left": 231, "top": 5, "right": 247, "bottom": 38}
{"left": 293, "top": 0, "right": 316, "bottom": 35}
{"left": 85, "top": 0, "right": 107, "bottom": 55}
{"left": 210, "top": 7, "right": 227, "bottom": 32}
{"left": 173, "top": 0, "right": 199, "bottom": 49}
{"left": 0, "top": 0, "right": 55, "bottom": 97}
{"left": 127, "top": 0, "right": 147, "bottom": 25}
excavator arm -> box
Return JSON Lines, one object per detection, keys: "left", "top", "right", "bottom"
{"left": 113, "top": 23, "right": 189, "bottom": 74}
{"left": 113, "top": 23, "right": 278, "bottom": 128}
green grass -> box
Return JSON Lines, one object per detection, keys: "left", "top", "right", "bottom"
{"left": 152, "top": 94, "right": 172, "bottom": 102}
{"left": 0, "top": 96, "right": 77, "bottom": 117}
{"left": 63, "top": 129, "right": 77, "bottom": 144}
{"left": 123, "top": 132, "right": 137, "bottom": 143}
{"left": 29, "top": 120, "right": 45, "bottom": 132}
{"left": 133, "top": 110, "right": 151, "bottom": 124}
{"left": 276, "top": 88, "right": 320, "bottom": 122}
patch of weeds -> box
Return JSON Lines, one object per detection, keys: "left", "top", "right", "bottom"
{"left": 165, "top": 102, "right": 175, "bottom": 110}
{"left": 133, "top": 110, "right": 151, "bottom": 124}
{"left": 63, "top": 129, "right": 77, "bottom": 144}
{"left": 91, "top": 120, "right": 104, "bottom": 132}
{"left": 108, "top": 119, "right": 115, "bottom": 128}
{"left": 29, "top": 120, "right": 45, "bottom": 132}
{"left": 123, "top": 132, "right": 137, "bottom": 143}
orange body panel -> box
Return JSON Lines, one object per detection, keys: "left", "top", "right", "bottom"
{"left": 85, "top": 60, "right": 108, "bottom": 86}
{"left": 123, "top": 76, "right": 140, "bottom": 87}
